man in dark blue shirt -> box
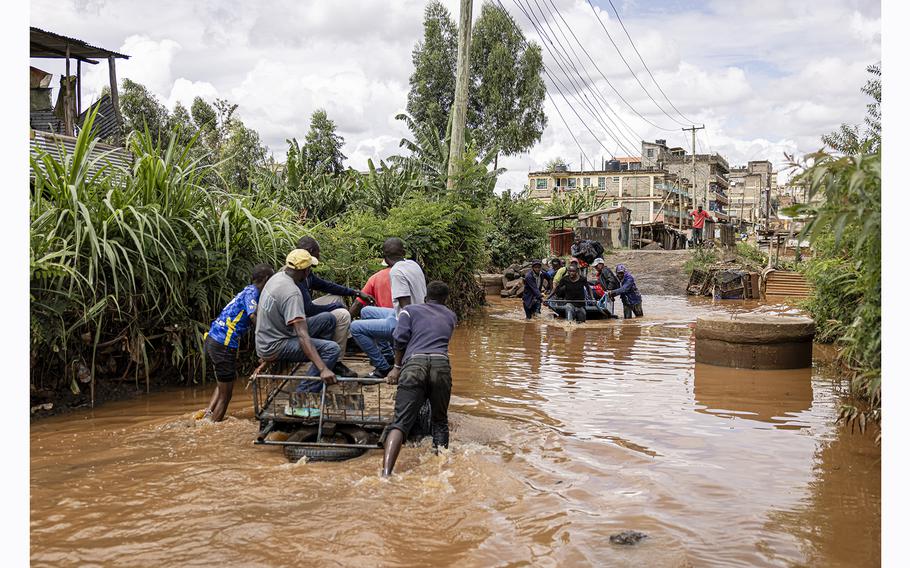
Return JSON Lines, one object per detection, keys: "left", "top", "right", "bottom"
{"left": 296, "top": 236, "right": 374, "bottom": 376}
{"left": 381, "top": 281, "right": 457, "bottom": 476}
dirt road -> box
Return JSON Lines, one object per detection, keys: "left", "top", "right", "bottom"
{"left": 603, "top": 249, "right": 693, "bottom": 295}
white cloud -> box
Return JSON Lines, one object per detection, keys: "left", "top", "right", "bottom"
{"left": 29, "top": 0, "right": 880, "bottom": 190}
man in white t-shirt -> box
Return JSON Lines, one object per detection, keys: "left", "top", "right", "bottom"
{"left": 351, "top": 237, "right": 427, "bottom": 379}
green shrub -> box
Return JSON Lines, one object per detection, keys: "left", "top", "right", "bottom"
{"left": 30, "top": 110, "right": 297, "bottom": 396}
{"left": 484, "top": 192, "right": 548, "bottom": 269}
{"left": 308, "top": 195, "right": 488, "bottom": 317}
{"left": 786, "top": 149, "right": 880, "bottom": 432}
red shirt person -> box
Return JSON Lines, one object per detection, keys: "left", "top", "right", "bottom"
{"left": 358, "top": 267, "right": 393, "bottom": 309}
{"left": 690, "top": 205, "right": 713, "bottom": 245}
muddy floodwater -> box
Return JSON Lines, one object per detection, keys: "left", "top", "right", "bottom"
{"left": 31, "top": 296, "right": 880, "bottom": 567}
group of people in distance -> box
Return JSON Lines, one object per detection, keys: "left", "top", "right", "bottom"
{"left": 196, "top": 236, "right": 456, "bottom": 476}
{"left": 522, "top": 236, "right": 644, "bottom": 324}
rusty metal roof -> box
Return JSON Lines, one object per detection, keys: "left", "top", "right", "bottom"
{"left": 30, "top": 27, "right": 129, "bottom": 64}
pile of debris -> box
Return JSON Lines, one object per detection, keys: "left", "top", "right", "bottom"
{"left": 687, "top": 268, "right": 761, "bottom": 300}
{"left": 499, "top": 262, "right": 533, "bottom": 298}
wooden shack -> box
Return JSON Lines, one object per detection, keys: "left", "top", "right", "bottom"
{"left": 575, "top": 206, "right": 631, "bottom": 249}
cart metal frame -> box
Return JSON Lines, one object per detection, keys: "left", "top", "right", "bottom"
{"left": 250, "top": 361, "right": 395, "bottom": 451}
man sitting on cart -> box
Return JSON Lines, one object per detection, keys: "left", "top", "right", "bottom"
{"left": 381, "top": 280, "right": 457, "bottom": 477}
{"left": 255, "top": 249, "right": 339, "bottom": 393}
{"left": 547, "top": 263, "right": 594, "bottom": 324}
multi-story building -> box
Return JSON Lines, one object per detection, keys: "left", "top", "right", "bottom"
{"left": 728, "top": 160, "right": 774, "bottom": 225}
{"left": 639, "top": 139, "right": 731, "bottom": 221}
{"left": 527, "top": 165, "right": 694, "bottom": 228}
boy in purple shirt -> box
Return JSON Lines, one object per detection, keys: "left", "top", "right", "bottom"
{"left": 381, "top": 281, "right": 457, "bottom": 476}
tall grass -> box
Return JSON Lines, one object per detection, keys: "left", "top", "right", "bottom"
{"left": 30, "top": 109, "right": 297, "bottom": 401}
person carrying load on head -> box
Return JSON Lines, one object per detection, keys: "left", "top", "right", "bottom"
{"left": 608, "top": 264, "right": 644, "bottom": 319}
{"left": 381, "top": 281, "right": 458, "bottom": 477}
{"left": 255, "top": 249, "right": 340, "bottom": 394}
{"left": 196, "top": 263, "right": 275, "bottom": 422}
{"left": 522, "top": 260, "right": 550, "bottom": 320}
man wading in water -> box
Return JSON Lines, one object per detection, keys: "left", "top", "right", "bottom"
{"left": 522, "top": 260, "right": 550, "bottom": 319}
{"left": 197, "top": 263, "right": 274, "bottom": 422}
{"left": 381, "top": 281, "right": 457, "bottom": 477}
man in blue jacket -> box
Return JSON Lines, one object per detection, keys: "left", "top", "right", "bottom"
{"left": 297, "top": 236, "right": 375, "bottom": 376}
{"left": 608, "top": 264, "right": 644, "bottom": 318}
{"left": 522, "top": 260, "right": 549, "bottom": 319}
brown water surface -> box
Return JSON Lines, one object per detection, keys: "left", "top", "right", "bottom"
{"left": 31, "top": 296, "right": 880, "bottom": 567}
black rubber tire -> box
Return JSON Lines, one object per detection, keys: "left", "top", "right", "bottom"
{"left": 283, "top": 426, "right": 369, "bottom": 463}
{"left": 409, "top": 400, "right": 433, "bottom": 439}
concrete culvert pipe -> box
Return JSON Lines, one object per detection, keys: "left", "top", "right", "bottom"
{"left": 694, "top": 314, "right": 816, "bottom": 370}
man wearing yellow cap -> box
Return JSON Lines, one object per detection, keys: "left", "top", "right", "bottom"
{"left": 255, "top": 249, "right": 339, "bottom": 392}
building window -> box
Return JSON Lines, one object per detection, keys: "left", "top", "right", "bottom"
{"left": 567, "top": 178, "right": 577, "bottom": 189}
{"left": 535, "top": 178, "right": 547, "bottom": 190}
{"left": 598, "top": 177, "right": 605, "bottom": 189}
{"left": 646, "top": 149, "right": 654, "bottom": 157}
{"left": 583, "top": 177, "right": 591, "bottom": 187}
{"left": 612, "top": 176, "right": 620, "bottom": 183}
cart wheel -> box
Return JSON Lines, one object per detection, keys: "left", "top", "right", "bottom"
{"left": 283, "top": 426, "right": 369, "bottom": 463}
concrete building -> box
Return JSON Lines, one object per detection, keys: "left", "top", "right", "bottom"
{"left": 728, "top": 160, "right": 774, "bottom": 226}
{"left": 640, "top": 139, "right": 731, "bottom": 221}
{"left": 527, "top": 165, "right": 694, "bottom": 228}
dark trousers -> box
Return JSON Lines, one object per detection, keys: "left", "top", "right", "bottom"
{"left": 565, "top": 303, "right": 587, "bottom": 323}
{"left": 623, "top": 303, "right": 644, "bottom": 318}
{"left": 523, "top": 300, "right": 541, "bottom": 319}
{"left": 693, "top": 227, "right": 704, "bottom": 245}
{"left": 387, "top": 354, "right": 452, "bottom": 448}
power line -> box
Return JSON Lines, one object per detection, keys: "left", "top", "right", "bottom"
{"left": 517, "top": 0, "right": 639, "bottom": 156}
{"left": 488, "top": 0, "right": 595, "bottom": 170}
{"left": 535, "top": 0, "right": 645, "bottom": 151}
{"left": 606, "top": 0, "right": 700, "bottom": 125}
{"left": 584, "top": 0, "right": 691, "bottom": 128}
{"left": 506, "top": 0, "right": 627, "bottom": 159}
{"left": 531, "top": 0, "right": 678, "bottom": 134}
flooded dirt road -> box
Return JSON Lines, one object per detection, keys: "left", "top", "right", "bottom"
{"left": 31, "top": 296, "right": 880, "bottom": 567}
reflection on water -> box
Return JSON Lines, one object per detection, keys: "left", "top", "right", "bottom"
{"left": 31, "top": 295, "right": 880, "bottom": 567}
{"left": 694, "top": 363, "right": 814, "bottom": 429}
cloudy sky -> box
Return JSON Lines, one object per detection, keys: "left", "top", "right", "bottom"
{"left": 30, "top": 0, "right": 880, "bottom": 190}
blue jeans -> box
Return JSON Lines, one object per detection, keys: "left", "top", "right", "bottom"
{"left": 306, "top": 311, "right": 336, "bottom": 341}
{"left": 350, "top": 306, "right": 396, "bottom": 371}
{"left": 269, "top": 335, "right": 341, "bottom": 393}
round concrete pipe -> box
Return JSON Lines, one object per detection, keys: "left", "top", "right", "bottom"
{"left": 694, "top": 314, "right": 816, "bottom": 370}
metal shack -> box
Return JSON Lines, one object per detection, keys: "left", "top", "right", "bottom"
{"left": 575, "top": 206, "right": 631, "bottom": 249}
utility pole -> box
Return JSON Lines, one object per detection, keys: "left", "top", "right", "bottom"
{"left": 681, "top": 125, "right": 705, "bottom": 207}
{"left": 447, "top": 0, "right": 473, "bottom": 191}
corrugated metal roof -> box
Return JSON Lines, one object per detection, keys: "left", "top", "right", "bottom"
{"left": 29, "top": 130, "right": 132, "bottom": 182}
{"left": 30, "top": 27, "right": 130, "bottom": 62}
{"left": 30, "top": 110, "right": 64, "bottom": 134}
{"left": 78, "top": 95, "right": 121, "bottom": 141}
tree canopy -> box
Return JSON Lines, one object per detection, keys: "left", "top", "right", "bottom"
{"left": 406, "top": 0, "right": 547, "bottom": 162}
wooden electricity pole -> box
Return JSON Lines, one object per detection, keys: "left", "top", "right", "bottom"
{"left": 447, "top": 0, "right": 473, "bottom": 191}
{"left": 682, "top": 125, "right": 705, "bottom": 207}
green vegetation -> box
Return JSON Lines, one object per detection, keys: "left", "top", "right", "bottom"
{"left": 31, "top": 8, "right": 551, "bottom": 399}
{"left": 683, "top": 247, "right": 719, "bottom": 275}
{"left": 538, "top": 186, "right": 611, "bottom": 217}
{"left": 30, "top": 109, "right": 296, "bottom": 398}
{"left": 786, "top": 65, "right": 881, "bottom": 436}
{"left": 407, "top": 0, "right": 547, "bottom": 164}
{"left": 484, "top": 192, "right": 549, "bottom": 269}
